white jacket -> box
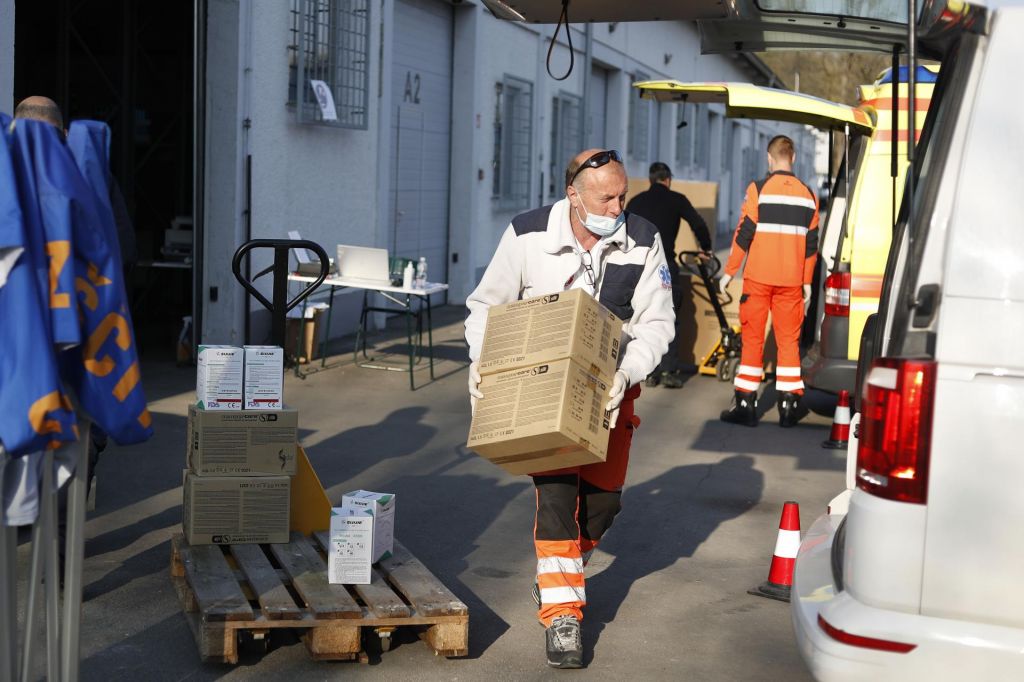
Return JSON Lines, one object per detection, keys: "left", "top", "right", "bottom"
{"left": 465, "top": 198, "right": 675, "bottom": 387}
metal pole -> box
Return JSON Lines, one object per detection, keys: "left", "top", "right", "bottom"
{"left": 193, "top": 0, "right": 208, "bottom": 349}
{"left": 906, "top": 0, "right": 917, "bottom": 288}
{"left": 61, "top": 418, "right": 91, "bottom": 682}
{"left": 20, "top": 504, "right": 46, "bottom": 682}
{"left": 844, "top": 122, "right": 850, "bottom": 234}
{"left": 43, "top": 450, "right": 61, "bottom": 681}
{"left": 891, "top": 43, "right": 899, "bottom": 233}
{"left": 1, "top": 522, "right": 17, "bottom": 682}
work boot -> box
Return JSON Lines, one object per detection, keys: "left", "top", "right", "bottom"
{"left": 545, "top": 615, "right": 583, "bottom": 669}
{"left": 778, "top": 392, "right": 809, "bottom": 428}
{"left": 659, "top": 371, "right": 685, "bottom": 389}
{"left": 720, "top": 390, "right": 758, "bottom": 427}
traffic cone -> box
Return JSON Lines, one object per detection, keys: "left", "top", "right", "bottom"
{"left": 748, "top": 501, "right": 801, "bottom": 602}
{"left": 821, "top": 390, "right": 851, "bottom": 449}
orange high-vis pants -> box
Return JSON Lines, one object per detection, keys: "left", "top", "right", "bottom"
{"left": 733, "top": 280, "right": 805, "bottom": 395}
{"left": 532, "top": 384, "right": 641, "bottom": 627}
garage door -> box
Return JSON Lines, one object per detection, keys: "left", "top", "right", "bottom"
{"left": 390, "top": 0, "right": 452, "bottom": 286}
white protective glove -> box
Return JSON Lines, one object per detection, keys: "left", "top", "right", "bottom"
{"left": 802, "top": 284, "right": 812, "bottom": 312}
{"left": 718, "top": 273, "right": 733, "bottom": 294}
{"left": 605, "top": 370, "right": 630, "bottom": 430}
{"left": 468, "top": 360, "right": 483, "bottom": 415}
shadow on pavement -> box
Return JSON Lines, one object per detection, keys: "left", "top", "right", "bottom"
{"left": 82, "top": 507, "right": 181, "bottom": 603}
{"left": 309, "top": 416, "right": 527, "bottom": 660}
{"left": 81, "top": 612, "right": 236, "bottom": 681}
{"left": 582, "top": 455, "right": 764, "bottom": 663}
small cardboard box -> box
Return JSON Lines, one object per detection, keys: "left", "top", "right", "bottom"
{"left": 468, "top": 358, "right": 611, "bottom": 475}
{"left": 328, "top": 508, "right": 373, "bottom": 585}
{"left": 340, "top": 490, "right": 394, "bottom": 563}
{"left": 187, "top": 405, "right": 298, "bottom": 476}
{"left": 244, "top": 346, "right": 284, "bottom": 410}
{"left": 477, "top": 289, "right": 620, "bottom": 383}
{"left": 182, "top": 473, "right": 290, "bottom": 545}
{"left": 285, "top": 307, "right": 326, "bottom": 363}
{"left": 196, "top": 345, "right": 243, "bottom": 410}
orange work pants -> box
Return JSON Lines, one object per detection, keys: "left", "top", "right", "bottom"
{"left": 532, "top": 384, "right": 641, "bottom": 626}
{"left": 733, "top": 280, "right": 805, "bottom": 395}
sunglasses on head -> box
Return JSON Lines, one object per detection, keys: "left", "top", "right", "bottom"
{"left": 568, "top": 149, "right": 623, "bottom": 186}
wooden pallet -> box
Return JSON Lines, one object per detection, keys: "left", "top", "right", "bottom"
{"left": 169, "top": 532, "right": 468, "bottom": 663}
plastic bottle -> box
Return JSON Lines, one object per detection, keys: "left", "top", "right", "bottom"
{"left": 415, "top": 257, "right": 427, "bottom": 289}
{"left": 402, "top": 261, "right": 414, "bottom": 289}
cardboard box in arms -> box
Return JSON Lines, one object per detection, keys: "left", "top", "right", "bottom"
{"left": 468, "top": 359, "right": 611, "bottom": 475}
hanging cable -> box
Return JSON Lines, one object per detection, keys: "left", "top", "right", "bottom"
{"left": 546, "top": 0, "right": 575, "bottom": 81}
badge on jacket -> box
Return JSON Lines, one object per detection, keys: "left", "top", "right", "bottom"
{"left": 658, "top": 264, "right": 672, "bottom": 290}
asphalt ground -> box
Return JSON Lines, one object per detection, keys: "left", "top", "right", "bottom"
{"left": 12, "top": 305, "right": 845, "bottom": 681}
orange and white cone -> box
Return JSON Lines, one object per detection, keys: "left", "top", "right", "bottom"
{"left": 748, "top": 501, "right": 801, "bottom": 602}
{"left": 822, "top": 390, "right": 851, "bottom": 450}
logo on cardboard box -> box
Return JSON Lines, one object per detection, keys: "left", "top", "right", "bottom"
{"left": 541, "top": 294, "right": 560, "bottom": 304}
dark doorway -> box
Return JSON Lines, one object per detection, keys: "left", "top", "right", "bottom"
{"left": 14, "top": 0, "right": 194, "bottom": 357}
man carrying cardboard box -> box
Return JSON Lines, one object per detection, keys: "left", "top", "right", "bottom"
{"left": 465, "top": 148, "right": 674, "bottom": 669}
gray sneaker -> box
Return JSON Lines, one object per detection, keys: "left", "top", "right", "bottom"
{"left": 545, "top": 615, "right": 583, "bottom": 669}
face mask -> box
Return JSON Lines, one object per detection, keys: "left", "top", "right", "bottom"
{"left": 574, "top": 195, "right": 625, "bottom": 238}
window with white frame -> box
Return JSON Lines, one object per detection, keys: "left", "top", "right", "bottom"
{"left": 628, "top": 72, "right": 652, "bottom": 162}
{"left": 493, "top": 76, "right": 533, "bottom": 209}
{"left": 288, "top": 0, "right": 371, "bottom": 129}
{"left": 550, "top": 92, "right": 583, "bottom": 196}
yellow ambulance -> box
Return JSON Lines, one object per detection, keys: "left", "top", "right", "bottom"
{"left": 635, "top": 64, "right": 938, "bottom": 395}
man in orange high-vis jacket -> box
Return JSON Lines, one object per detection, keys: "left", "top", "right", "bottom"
{"left": 718, "top": 135, "right": 819, "bottom": 427}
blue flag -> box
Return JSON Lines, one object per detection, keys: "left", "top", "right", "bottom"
{"left": 64, "top": 120, "right": 152, "bottom": 444}
{"left": 0, "top": 119, "right": 78, "bottom": 455}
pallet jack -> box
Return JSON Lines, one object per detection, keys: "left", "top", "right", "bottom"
{"left": 232, "top": 239, "right": 334, "bottom": 534}
{"left": 678, "top": 250, "right": 742, "bottom": 382}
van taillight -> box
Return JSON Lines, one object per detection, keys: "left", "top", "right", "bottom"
{"left": 856, "top": 358, "right": 936, "bottom": 504}
{"left": 824, "top": 272, "right": 851, "bottom": 317}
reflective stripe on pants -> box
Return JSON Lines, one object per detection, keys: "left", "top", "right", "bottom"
{"left": 734, "top": 281, "right": 805, "bottom": 395}
{"left": 533, "top": 385, "right": 639, "bottom": 626}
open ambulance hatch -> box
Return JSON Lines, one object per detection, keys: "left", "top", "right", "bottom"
{"left": 633, "top": 81, "right": 875, "bottom": 135}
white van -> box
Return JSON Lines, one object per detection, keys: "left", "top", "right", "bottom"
{"left": 791, "top": 3, "right": 1024, "bottom": 679}
{"left": 486, "top": 0, "right": 1024, "bottom": 678}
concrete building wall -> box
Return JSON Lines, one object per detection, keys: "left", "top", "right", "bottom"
{"left": 202, "top": 0, "right": 243, "bottom": 345}
{"left": 454, "top": 10, "right": 819, "bottom": 301}
{"left": 203, "top": 0, "right": 385, "bottom": 344}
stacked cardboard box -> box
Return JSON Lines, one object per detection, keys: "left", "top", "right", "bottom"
{"left": 468, "top": 290, "right": 620, "bottom": 475}
{"left": 183, "top": 345, "right": 295, "bottom": 545}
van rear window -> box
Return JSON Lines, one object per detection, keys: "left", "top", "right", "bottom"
{"left": 756, "top": 1, "right": 907, "bottom": 23}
